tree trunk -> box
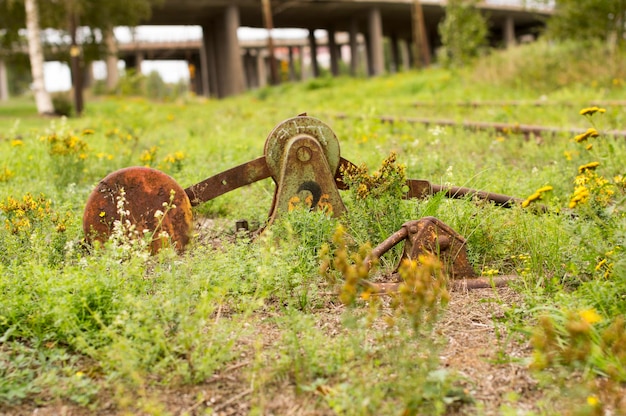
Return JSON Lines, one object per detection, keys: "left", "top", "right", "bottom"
{"left": 25, "top": 0, "right": 54, "bottom": 115}
{"left": 104, "top": 27, "right": 119, "bottom": 91}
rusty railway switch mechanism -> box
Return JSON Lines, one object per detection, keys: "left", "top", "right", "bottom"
{"left": 362, "top": 218, "right": 516, "bottom": 293}
{"left": 83, "top": 114, "right": 534, "bottom": 288}
{"left": 367, "top": 217, "right": 476, "bottom": 279}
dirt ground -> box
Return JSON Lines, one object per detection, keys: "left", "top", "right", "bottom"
{"left": 3, "top": 284, "right": 560, "bottom": 416}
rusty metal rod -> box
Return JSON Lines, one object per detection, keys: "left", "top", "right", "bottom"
{"left": 413, "top": 100, "right": 626, "bottom": 108}
{"left": 331, "top": 113, "right": 626, "bottom": 139}
{"left": 363, "top": 275, "right": 517, "bottom": 294}
{"left": 363, "top": 226, "right": 408, "bottom": 270}
{"left": 185, "top": 156, "right": 272, "bottom": 206}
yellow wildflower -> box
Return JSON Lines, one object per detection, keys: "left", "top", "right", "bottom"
{"left": 585, "top": 143, "right": 593, "bottom": 151}
{"left": 521, "top": 185, "right": 552, "bottom": 207}
{"left": 587, "top": 395, "right": 599, "bottom": 407}
{"left": 81, "top": 128, "right": 95, "bottom": 135}
{"left": 573, "top": 128, "right": 599, "bottom": 143}
{"left": 536, "top": 185, "right": 553, "bottom": 193}
{"left": 595, "top": 258, "right": 607, "bottom": 271}
{"left": 569, "top": 185, "right": 590, "bottom": 208}
{"left": 579, "top": 106, "right": 606, "bottom": 116}
{"left": 579, "top": 309, "right": 602, "bottom": 325}
{"left": 578, "top": 161, "right": 600, "bottom": 174}
{"left": 11, "top": 139, "right": 23, "bottom": 147}
{"left": 0, "top": 167, "right": 13, "bottom": 182}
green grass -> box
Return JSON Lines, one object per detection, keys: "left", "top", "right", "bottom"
{"left": 1, "top": 40, "right": 625, "bottom": 414}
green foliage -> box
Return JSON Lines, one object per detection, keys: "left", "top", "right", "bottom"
{"left": 546, "top": 0, "right": 626, "bottom": 50}
{"left": 51, "top": 92, "right": 73, "bottom": 117}
{"left": 471, "top": 39, "right": 626, "bottom": 92}
{"left": 437, "top": 0, "right": 489, "bottom": 68}
{"left": 342, "top": 152, "right": 414, "bottom": 251}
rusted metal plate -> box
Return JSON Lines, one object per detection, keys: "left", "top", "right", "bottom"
{"left": 264, "top": 115, "right": 340, "bottom": 181}
{"left": 400, "top": 217, "right": 476, "bottom": 278}
{"left": 83, "top": 166, "right": 193, "bottom": 253}
{"left": 185, "top": 156, "right": 271, "bottom": 206}
{"left": 268, "top": 134, "right": 346, "bottom": 224}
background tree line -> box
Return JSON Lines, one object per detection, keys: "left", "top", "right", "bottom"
{"left": 0, "top": 0, "right": 162, "bottom": 114}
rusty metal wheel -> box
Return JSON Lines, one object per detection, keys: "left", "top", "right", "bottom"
{"left": 83, "top": 166, "right": 193, "bottom": 253}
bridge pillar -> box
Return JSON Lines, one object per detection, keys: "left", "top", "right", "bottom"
{"left": 368, "top": 7, "right": 385, "bottom": 76}
{"left": 0, "top": 59, "right": 8, "bottom": 101}
{"left": 349, "top": 19, "right": 358, "bottom": 76}
{"left": 202, "top": 6, "right": 245, "bottom": 98}
{"left": 308, "top": 29, "right": 320, "bottom": 78}
{"left": 288, "top": 46, "right": 298, "bottom": 81}
{"left": 504, "top": 15, "right": 516, "bottom": 47}
{"left": 390, "top": 34, "right": 400, "bottom": 73}
{"left": 243, "top": 50, "right": 256, "bottom": 89}
{"left": 198, "top": 30, "right": 210, "bottom": 96}
{"left": 400, "top": 39, "right": 410, "bottom": 71}
{"left": 124, "top": 52, "right": 143, "bottom": 74}
{"left": 217, "top": 5, "right": 246, "bottom": 97}
{"left": 257, "top": 50, "right": 267, "bottom": 88}
{"left": 328, "top": 27, "right": 339, "bottom": 76}
{"left": 201, "top": 23, "right": 218, "bottom": 97}
{"left": 187, "top": 55, "right": 202, "bottom": 95}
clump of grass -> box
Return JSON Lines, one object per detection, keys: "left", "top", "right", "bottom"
{"left": 471, "top": 39, "right": 626, "bottom": 93}
{"left": 341, "top": 152, "right": 414, "bottom": 254}
{"left": 41, "top": 121, "right": 91, "bottom": 188}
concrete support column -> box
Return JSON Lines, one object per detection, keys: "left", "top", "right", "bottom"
{"left": 199, "top": 29, "right": 211, "bottom": 96}
{"left": 308, "top": 29, "right": 320, "bottom": 78}
{"left": 187, "top": 55, "right": 202, "bottom": 95}
{"left": 349, "top": 18, "right": 360, "bottom": 76}
{"left": 217, "top": 5, "right": 246, "bottom": 97}
{"left": 390, "top": 34, "right": 400, "bottom": 73}
{"left": 202, "top": 23, "right": 220, "bottom": 97}
{"left": 504, "top": 15, "right": 516, "bottom": 47}
{"left": 257, "top": 50, "right": 267, "bottom": 88}
{"left": 367, "top": 7, "right": 385, "bottom": 76}
{"left": 0, "top": 59, "right": 9, "bottom": 101}
{"left": 301, "top": 46, "right": 310, "bottom": 80}
{"left": 243, "top": 50, "right": 257, "bottom": 89}
{"left": 135, "top": 52, "right": 144, "bottom": 74}
{"left": 328, "top": 27, "right": 339, "bottom": 76}
{"left": 400, "top": 39, "right": 410, "bottom": 71}
{"left": 288, "top": 46, "right": 297, "bottom": 81}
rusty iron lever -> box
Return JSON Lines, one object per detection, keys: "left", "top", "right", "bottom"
{"left": 359, "top": 217, "right": 516, "bottom": 293}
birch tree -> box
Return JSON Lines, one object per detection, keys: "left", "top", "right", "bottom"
{"left": 24, "top": 0, "right": 53, "bottom": 115}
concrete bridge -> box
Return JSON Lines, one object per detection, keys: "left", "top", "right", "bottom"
{"left": 0, "top": 0, "right": 551, "bottom": 101}
{"left": 126, "top": 0, "right": 551, "bottom": 98}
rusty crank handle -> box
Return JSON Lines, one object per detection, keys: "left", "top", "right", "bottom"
{"left": 184, "top": 156, "right": 272, "bottom": 206}
{"left": 182, "top": 156, "right": 546, "bottom": 210}
{"left": 336, "top": 158, "right": 545, "bottom": 211}
{"left": 406, "top": 179, "right": 522, "bottom": 207}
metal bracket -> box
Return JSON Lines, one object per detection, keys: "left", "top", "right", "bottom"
{"left": 368, "top": 216, "right": 475, "bottom": 279}
{"left": 268, "top": 134, "right": 346, "bottom": 225}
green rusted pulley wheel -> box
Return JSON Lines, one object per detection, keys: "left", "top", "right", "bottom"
{"left": 263, "top": 115, "right": 340, "bottom": 181}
